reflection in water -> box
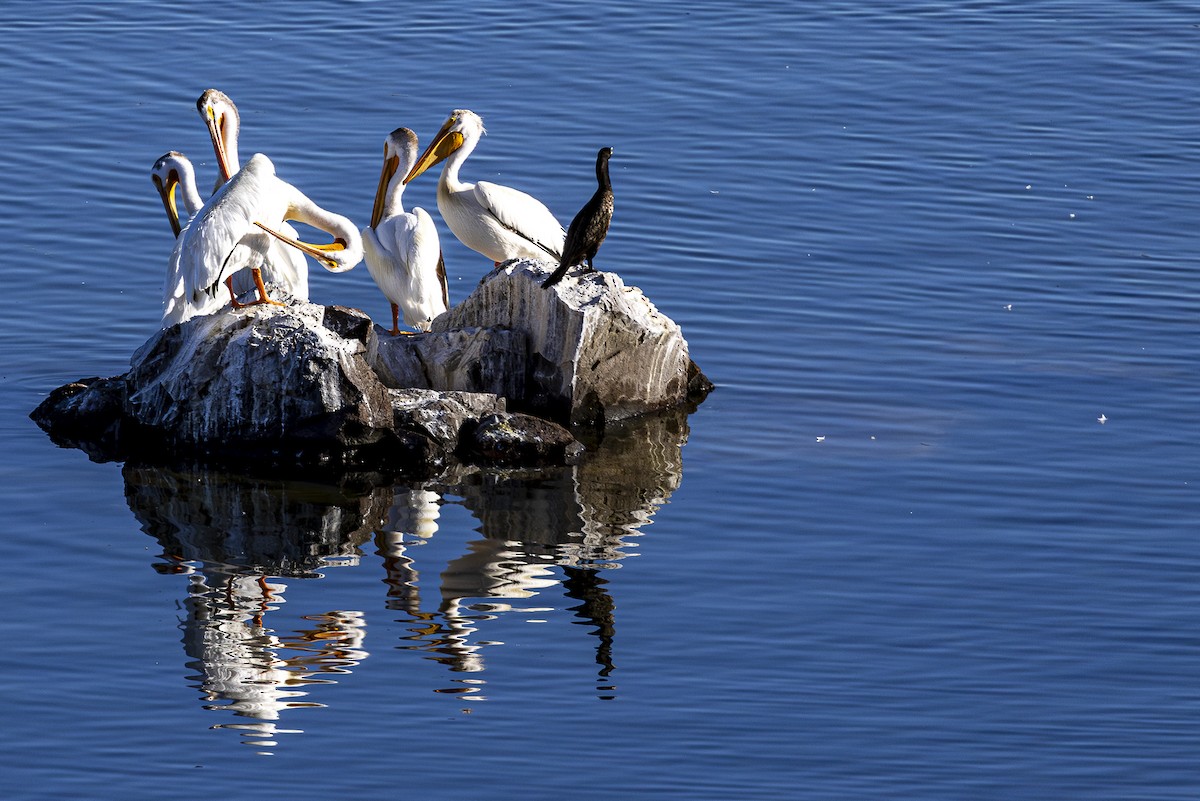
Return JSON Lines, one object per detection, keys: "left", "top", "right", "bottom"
{"left": 125, "top": 464, "right": 388, "bottom": 751}
{"left": 378, "top": 408, "right": 687, "bottom": 700}
{"left": 121, "top": 407, "right": 688, "bottom": 745}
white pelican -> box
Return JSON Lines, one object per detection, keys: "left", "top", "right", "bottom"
{"left": 151, "top": 150, "right": 274, "bottom": 311}
{"left": 150, "top": 151, "right": 204, "bottom": 237}
{"left": 162, "top": 153, "right": 362, "bottom": 327}
{"left": 363, "top": 128, "right": 449, "bottom": 335}
{"left": 404, "top": 109, "right": 565, "bottom": 266}
{"left": 196, "top": 88, "right": 240, "bottom": 192}
{"left": 196, "top": 88, "right": 309, "bottom": 301}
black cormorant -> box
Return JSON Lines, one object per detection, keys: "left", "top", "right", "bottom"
{"left": 543, "top": 146, "right": 613, "bottom": 288}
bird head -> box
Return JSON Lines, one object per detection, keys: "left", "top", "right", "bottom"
{"left": 403, "top": 109, "right": 484, "bottom": 184}
{"left": 196, "top": 88, "right": 240, "bottom": 183}
{"left": 371, "top": 127, "right": 420, "bottom": 227}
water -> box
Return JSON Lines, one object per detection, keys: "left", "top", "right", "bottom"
{"left": 1, "top": 1, "right": 1197, "bottom": 799}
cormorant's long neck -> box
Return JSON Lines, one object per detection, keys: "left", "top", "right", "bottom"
{"left": 596, "top": 154, "right": 612, "bottom": 192}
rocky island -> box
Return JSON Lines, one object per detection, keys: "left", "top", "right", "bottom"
{"left": 32, "top": 261, "right": 711, "bottom": 476}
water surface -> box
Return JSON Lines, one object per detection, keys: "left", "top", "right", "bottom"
{"left": 1, "top": 2, "right": 1196, "bottom": 799}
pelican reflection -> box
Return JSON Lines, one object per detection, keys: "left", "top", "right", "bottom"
{"left": 122, "top": 405, "right": 689, "bottom": 729}
{"left": 125, "top": 462, "right": 389, "bottom": 751}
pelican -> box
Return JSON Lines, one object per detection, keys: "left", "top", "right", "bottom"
{"left": 363, "top": 128, "right": 448, "bottom": 335}
{"left": 150, "top": 151, "right": 204, "bottom": 237}
{"left": 543, "top": 147, "right": 614, "bottom": 288}
{"left": 197, "top": 88, "right": 240, "bottom": 193}
{"left": 151, "top": 150, "right": 280, "bottom": 314}
{"left": 162, "top": 153, "right": 362, "bottom": 327}
{"left": 404, "top": 109, "right": 565, "bottom": 266}
{"left": 196, "top": 88, "right": 309, "bottom": 301}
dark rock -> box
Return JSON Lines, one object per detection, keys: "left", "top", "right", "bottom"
{"left": 687, "top": 359, "right": 715, "bottom": 401}
{"left": 388, "top": 388, "right": 508, "bottom": 467}
{"left": 30, "top": 375, "right": 128, "bottom": 460}
{"left": 321, "top": 305, "right": 374, "bottom": 344}
{"left": 462, "top": 411, "right": 583, "bottom": 466}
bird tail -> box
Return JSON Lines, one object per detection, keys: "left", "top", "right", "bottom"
{"left": 542, "top": 263, "right": 569, "bottom": 289}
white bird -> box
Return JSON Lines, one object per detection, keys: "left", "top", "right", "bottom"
{"left": 196, "top": 88, "right": 309, "bottom": 301}
{"left": 196, "top": 88, "right": 240, "bottom": 194}
{"left": 404, "top": 109, "right": 565, "bottom": 266}
{"left": 363, "top": 128, "right": 449, "bottom": 335}
{"left": 150, "top": 150, "right": 204, "bottom": 237}
{"left": 150, "top": 148, "right": 291, "bottom": 301}
{"left": 162, "top": 153, "right": 362, "bottom": 327}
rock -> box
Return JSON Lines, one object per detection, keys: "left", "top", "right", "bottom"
{"left": 371, "top": 261, "right": 699, "bottom": 426}
{"left": 389, "top": 387, "right": 509, "bottom": 466}
{"left": 462, "top": 411, "right": 584, "bottom": 466}
{"left": 29, "top": 375, "right": 128, "bottom": 460}
{"left": 32, "top": 262, "right": 707, "bottom": 470}
{"left": 368, "top": 326, "right": 528, "bottom": 401}
{"left": 31, "top": 299, "right": 553, "bottom": 473}
{"left": 125, "top": 303, "right": 395, "bottom": 460}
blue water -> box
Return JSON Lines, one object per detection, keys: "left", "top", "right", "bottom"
{"left": 2, "top": 1, "right": 1197, "bottom": 799}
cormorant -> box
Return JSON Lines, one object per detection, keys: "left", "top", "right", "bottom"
{"left": 543, "top": 146, "right": 613, "bottom": 289}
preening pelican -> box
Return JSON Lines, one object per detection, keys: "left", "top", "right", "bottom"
{"left": 151, "top": 151, "right": 204, "bottom": 237}
{"left": 404, "top": 109, "right": 565, "bottom": 266}
{"left": 196, "top": 88, "right": 309, "bottom": 301}
{"left": 363, "top": 128, "right": 449, "bottom": 335}
{"left": 162, "top": 153, "right": 363, "bottom": 327}
{"left": 544, "top": 147, "right": 614, "bottom": 289}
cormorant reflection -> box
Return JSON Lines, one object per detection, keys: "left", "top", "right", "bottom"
{"left": 376, "top": 407, "right": 687, "bottom": 699}
{"left": 125, "top": 463, "right": 388, "bottom": 751}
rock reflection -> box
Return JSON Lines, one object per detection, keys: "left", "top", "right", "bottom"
{"left": 377, "top": 407, "right": 687, "bottom": 699}
{"left": 121, "top": 405, "right": 688, "bottom": 739}
{"left": 124, "top": 463, "right": 388, "bottom": 751}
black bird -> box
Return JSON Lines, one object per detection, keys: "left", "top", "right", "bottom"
{"left": 543, "top": 147, "right": 614, "bottom": 288}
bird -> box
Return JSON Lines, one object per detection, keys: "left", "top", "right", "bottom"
{"left": 543, "top": 146, "right": 614, "bottom": 289}
{"left": 150, "top": 150, "right": 205, "bottom": 237}
{"left": 362, "top": 127, "right": 449, "bottom": 335}
{"left": 162, "top": 153, "right": 362, "bottom": 327}
{"left": 404, "top": 109, "right": 565, "bottom": 267}
{"left": 195, "top": 88, "right": 309, "bottom": 301}
{"left": 196, "top": 88, "right": 240, "bottom": 192}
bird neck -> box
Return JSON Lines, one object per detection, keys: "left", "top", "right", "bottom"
{"left": 286, "top": 190, "right": 364, "bottom": 272}
{"left": 596, "top": 157, "right": 611, "bottom": 191}
{"left": 382, "top": 168, "right": 408, "bottom": 221}
{"left": 439, "top": 131, "right": 478, "bottom": 193}
{"left": 210, "top": 116, "right": 242, "bottom": 194}
{"left": 177, "top": 159, "right": 204, "bottom": 218}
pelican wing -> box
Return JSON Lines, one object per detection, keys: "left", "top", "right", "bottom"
{"left": 183, "top": 188, "right": 261, "bottom": 301}
{"left": 473, "top": 180, "right": 565, "bottom": 260}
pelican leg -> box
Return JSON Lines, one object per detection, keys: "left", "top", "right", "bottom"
{"left": 249, "top": 268, "right": 286, "bottom": 307}
{"left": 389, "top": 303, "right": 415, "bottom": 336}
{"left": 226, "top": 276, "right": 247, "bottom": 308}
